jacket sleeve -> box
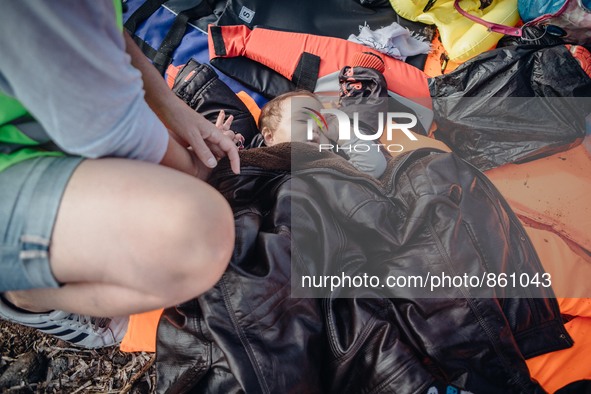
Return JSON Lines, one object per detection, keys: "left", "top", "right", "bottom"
{"left": 168, "top": 59, "right": 259, "bottom": 147}
{"left": 341, "top": 151, "right": 555, "bottom": 392}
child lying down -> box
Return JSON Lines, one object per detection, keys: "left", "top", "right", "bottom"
{"left": 257, "top": 52, "right": 391, "bottom": 178}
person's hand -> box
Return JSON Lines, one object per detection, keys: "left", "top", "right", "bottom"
{"left": 164, "top": 99, "right": 241, "bottom": 174}
{"left": 159, "top": 133, "right": 213, "bottom": 181}
{"left": 215, "top": 110, "right": 245, "bottom": 150}
{"left": 124, "top": 32, "right": 240, "bottom": 174}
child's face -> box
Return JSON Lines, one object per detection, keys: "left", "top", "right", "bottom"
{"left": 269, "top": 95, "right": 332, "bottom": 145}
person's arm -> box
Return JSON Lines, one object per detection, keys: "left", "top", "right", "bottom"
{"left": 160, "top": 136, "right": 212, "bottom": 179}
{"left": 124, "top": 32, "right": 240, "bottom": 174}
{"left": 1, "top": 2, "right": 234, "bottom": 179}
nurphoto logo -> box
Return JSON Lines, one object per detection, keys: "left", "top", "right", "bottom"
{"left": 304, "top": 107, "right": 418, "bottom": 153}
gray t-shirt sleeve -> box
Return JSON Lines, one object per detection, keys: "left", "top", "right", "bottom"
{"left": 0, "top": 1, "right": 168, "bottom": 163}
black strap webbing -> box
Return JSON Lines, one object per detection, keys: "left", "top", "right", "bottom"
{"left": 132, "top": 35, "right": 158, "bottom": 61}
{"left": 292, "top": 52, "right": 320, "bottom": 92}
{"left": 123, "top": 0, "right": 166, "bottom": 33}
{"left": 152, "top": 2, "right": 212, "bottom": 75}
{"left": 209, "top": 26, "right": 227, "bottom": 57}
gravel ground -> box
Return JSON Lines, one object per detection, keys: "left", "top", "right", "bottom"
{"left": 0, "top": 320, "right": 156, "bottom": 393}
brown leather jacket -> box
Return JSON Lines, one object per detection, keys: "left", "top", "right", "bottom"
{"left": 155, "top": 144, "right": 571, "bottom": 394}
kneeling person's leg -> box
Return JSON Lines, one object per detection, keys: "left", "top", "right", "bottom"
{"left": 1, "top": 157, "right": 234, "bottom": 347}
{"left": 0, "top": 156, "right": 126, "bottom": 349}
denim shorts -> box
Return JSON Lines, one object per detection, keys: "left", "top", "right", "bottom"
{"left": 0, "top": 156, "right": 84, "bottom": 292}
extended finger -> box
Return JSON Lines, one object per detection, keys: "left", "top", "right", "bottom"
{"left": 223, "top": 114, "right": 234, "bottom": 131}
{"left": 215, "top": 110, "right": 225, "bottom": 129}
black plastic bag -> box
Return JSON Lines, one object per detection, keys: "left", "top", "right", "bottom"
{"left": 429, "top": 44, "right": 591, "bottom": 171}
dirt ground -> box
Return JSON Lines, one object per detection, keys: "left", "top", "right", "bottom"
{"left": 0, "top": 320, "right": 156, "bottom": 393}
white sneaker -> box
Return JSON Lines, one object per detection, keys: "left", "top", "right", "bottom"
{"left": 0, "top": 297, "right": 129, "bottom": 349}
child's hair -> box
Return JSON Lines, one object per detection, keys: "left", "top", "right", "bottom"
{"left": 258, "top": 90, "right": 318, "bottom": 134}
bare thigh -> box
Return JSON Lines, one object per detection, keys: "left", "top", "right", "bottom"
{"left": 49, "top": 158, "right": 234, "bottom": 306}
